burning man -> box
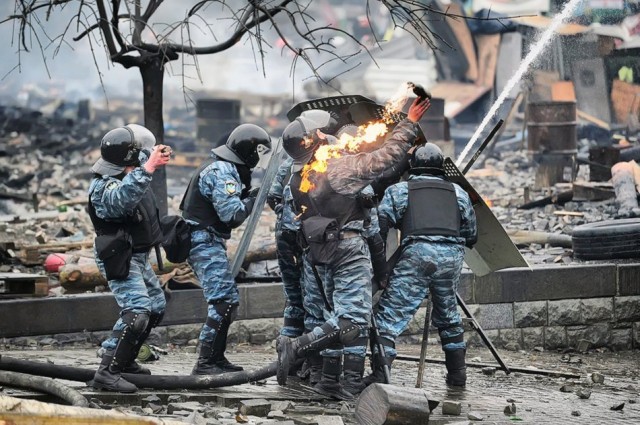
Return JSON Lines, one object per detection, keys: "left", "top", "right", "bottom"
{"left": 275, "top": 97, "right": 431, "bottom": 399}
{"left": 181, "top": 124, "right": 271, "bottom": 375}
{"left": 366, "top": 143, "right": 477, "bottom": 388}
{"left": 88, "top": 124, "right": 171, "bottom": 393}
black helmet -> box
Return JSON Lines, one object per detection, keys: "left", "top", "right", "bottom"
{"left": 212, "top": 124, "right": 271, "bottom": 168}
{"left": 91, "top": 124, "right": 156, "bottom": 176}
{"left": 410, "top": 143, "right": 444, "bottom": 175}
{"left": 282, "top": 110, "right": 337, "bottom": 172}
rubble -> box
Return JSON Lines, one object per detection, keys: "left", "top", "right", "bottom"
{"left": 442, "top": 400, "right": 462, "bottom": 416}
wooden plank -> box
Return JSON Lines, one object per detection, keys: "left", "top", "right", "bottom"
{"left": 0, "top": 273, "right": 48, "bottom": 298}
{"left": 513, "top": 16, "right": 589, "bottom": 35}
{"left": 475, "top": 34, "right": 501, "bottom": 88}
{"left": 553, "top": 210, "right": 584, "bottom": 217}
{"left": 610, "top": 79, "right": 640, "bottom": 125}
{"left": 445, "top": 3, "right": 478, "bottom": 82}
{"left": 577, "top": 109, "right": 611, "bottom": 130}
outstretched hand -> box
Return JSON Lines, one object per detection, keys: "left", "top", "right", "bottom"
{"left": 144, "top": 145, "right": 172, "bottom": 174}
{"left": 407, "top": 97, "right": 431, "bottom": 123}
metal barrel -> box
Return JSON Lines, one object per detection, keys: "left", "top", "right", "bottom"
{"left": 527, "top": 100, "right": 577, "bottom": 152}
{"left": 527, "top": 101, "right": 577, "bottom": 187}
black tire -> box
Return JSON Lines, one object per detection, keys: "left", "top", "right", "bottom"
{"left": 571, "top": 218, "right": 640, "bottom": 260}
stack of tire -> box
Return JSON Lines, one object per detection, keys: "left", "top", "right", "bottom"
{"left": 572, "top": 218, "right": 640, "bottom": 260}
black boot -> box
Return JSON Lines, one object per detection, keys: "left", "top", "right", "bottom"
{"left": 342, "top": 354, "right": 366, "bottom": 396}
{"left": 191, "top": 341, "right": 224, "bottom": 375}
{"left": 362, "top": 354, "right": 394, "bottom": 387}
{"left": 93, "top": 350, "right": 137, "bottom": 393}
{"left": 213, "top": 321, "right": 243, "bottom": 372}
{"left": 445, "top": 349, "right": 466, "bottom": 387}
{"left": 308, "top": 354, "right": 323, "bottom": 385}
{"left": 276, "top": 323, "right": 339, "bottom": 386}
{"left": 312, "top": 356, "right": 354, "bottom": 401}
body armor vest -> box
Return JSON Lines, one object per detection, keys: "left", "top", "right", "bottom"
{"left": 180, "top": 158, "right": 233, "bottom": 238}
{"left": 401, "top": 178, "right": 461, "bottom": 240}
{"left": 290, "top": 170, "right": 366, "bottom": 228}
{"left": 88, "top": 181, "right": 162, "bottom": 253}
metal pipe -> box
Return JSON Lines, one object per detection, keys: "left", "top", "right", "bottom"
{"left": 394, "top": 354, "right": 580, "bottom": 379}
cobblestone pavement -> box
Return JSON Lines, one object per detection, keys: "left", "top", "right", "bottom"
{"left": 2, "top": 344, "right": 639, "bottom": 424}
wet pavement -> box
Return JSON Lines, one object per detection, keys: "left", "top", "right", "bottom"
{"left": 1, "top": 343, "right": 638, "bottom": 424}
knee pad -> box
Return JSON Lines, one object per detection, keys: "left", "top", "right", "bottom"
{"left": 338, "top": 318, "right": 364, "bottom": 345}
{"left": 120, "top": 311, "right": 150, "bottom": 343}
{"left": 214, "top": 302, "right": 238, "bottom": 323}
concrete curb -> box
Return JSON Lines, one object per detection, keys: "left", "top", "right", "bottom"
{"left": 1, "top": 263, "right": 639, "bottom": 339}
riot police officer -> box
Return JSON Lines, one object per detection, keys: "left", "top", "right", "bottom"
{"left": 276, "top": 97, "right": 431, "bottom": 397}
{"left": 366, "top": 143, "right": 477, "bottom": 387}
{"left": 88, "top": 124, "right": 171, "bottom": 393}
{"left": 268, "top": 157, "right": 305, "bottom": 340}
{"left": 181, "top": 124, "right": 271, "bottom": 375}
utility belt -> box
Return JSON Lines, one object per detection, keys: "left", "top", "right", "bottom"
{"left": 300, "top": 216, "right": 364, "bottom": 266}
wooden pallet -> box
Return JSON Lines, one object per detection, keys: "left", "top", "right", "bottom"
{"left": 0, "top": 273, "right": 48, "bottom": 298}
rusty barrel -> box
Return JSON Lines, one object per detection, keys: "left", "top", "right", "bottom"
{"left": 527, "top": 101, "right": 577, "bottom": 187}
{"left": 527, "top": 101, "right": 577, "bottom": 152}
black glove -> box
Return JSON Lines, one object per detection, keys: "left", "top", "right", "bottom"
{"left": 267, "top": 194, "right": 282, "bottom": 211}
{"left": 242, "top": 196, "right": 256, "bottom": 214}
{"left": 367, "top": 233, "right": 388, "bottom": 288}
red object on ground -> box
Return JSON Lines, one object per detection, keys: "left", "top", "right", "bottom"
{"left": 44, "top": 253, "right": 68, "bottom": 273}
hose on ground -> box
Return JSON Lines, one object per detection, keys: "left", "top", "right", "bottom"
{"left": 0, "top": 355, "right": 277, "bottom": 390}
{"left": 0, "top": 370, "right": 89, "bottom": 407}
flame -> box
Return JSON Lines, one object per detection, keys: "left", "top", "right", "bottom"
{"left": 298, "top": 83, "right": 413, "bottom": 193}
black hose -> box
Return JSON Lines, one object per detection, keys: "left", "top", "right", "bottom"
{"left": 0, "top": 355, "right": 277, "bottom": 390}
{"left": 0, "top": 370, "right": 89, "bottom": 407}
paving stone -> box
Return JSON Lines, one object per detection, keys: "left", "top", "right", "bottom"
{"left": 548, "top": 300, "right": 581, "bottom": 326}
{"left": 522, "top": 327, "right": 544, "bottom": 349}
{"left": 442, "top": 400, "right": 462, "bottom": 416}
{"left": 270, "top": 401, "right": 294, "bottom": 412}
{"left": 315, "top": 416, "right": 344, "bottom": 425}
{"left": 467, "top": 411, "right": 484, "bottom": 421}
{"left": 591, "top": 372, "right": 605, "bottom": 384}
{"left": 544, "top": 326, "right": 567, "bottom": 350}
{"left": 141, "top": 394, "right": 162, "bottom": 408}
{"left": 503, "top": 403, "right": 517, "bottom": 415}
{"left": 559, "top": 384, "right": 574, "bottom": 393}
{"left": 513, "top": 301, "right": 547, "bottom": 327}
{"left": 239, "top": 399, "right": 272, "bottom": 417}
{"left": 167, "top": 324, "right": 202, "bottom": 345}
{"left": 267, "top": 410, "right": 286, "bottom": 419}
{"left": 474, "top": 303, "right": 514, "bottom": 330}
{"left": 185, "top": 411, "right": 208, "bottom": 425}
{"left": 576, "top": 389, "right": 592, "bottom": 399}
{"left": 167, "top": 401, "right": 206, "bottom": 414}
{"left": 576, "top": 339, "right": 591, "bottom": 352}
{"left": 572, "top": 410, "right": 581, "bottom": 416}
{"left": 481, "top": 367, "right": 496, "bottom": 376}
{"left": 615, "top": 296, "right": 640, "bottom": 322}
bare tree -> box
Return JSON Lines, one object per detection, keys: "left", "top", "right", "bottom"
{"left": 2, "top": 0, "right": 503, "bottom": 213}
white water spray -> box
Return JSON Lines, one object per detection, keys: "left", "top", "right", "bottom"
{"left": 456, "top": 0, "right": 584, "bottom": 168}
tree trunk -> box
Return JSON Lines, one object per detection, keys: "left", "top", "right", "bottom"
{"left": 140, "top": 58, "right": 168, "bottom": 217}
